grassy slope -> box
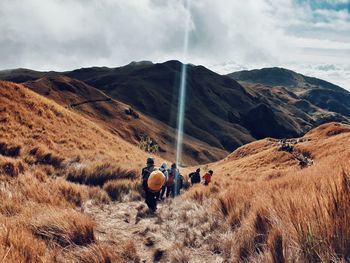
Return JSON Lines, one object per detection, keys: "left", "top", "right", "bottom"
{"left": 0, "top": 80, "right": 154, "bottom": 171}
{"left": 180, "top": 122, "right": 350, "bottom": 262}
{"left": 23, "top": 75, "right": 228, "bottom": 165}
{"left": 2, "top": 64, "right": 349, "bottom": 164}
{"left": 1, "top": 80, "right": 350, "bottom": 262}
{"left": 79, "top": 122, "right": 350, "bottom": 262}
{"left": 0, "top": 80, "right": 160, "bottom": 262}
{"left": 210, "top": 122, "right": 350, "bottom": 179}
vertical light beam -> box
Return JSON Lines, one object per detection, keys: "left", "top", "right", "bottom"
{"left": 175, "top": 0, "right": 191, "bottom": 195}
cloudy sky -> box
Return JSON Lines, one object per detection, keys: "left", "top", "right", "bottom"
{"left": 0, "top": 0, "right": 349, "bottom": 88}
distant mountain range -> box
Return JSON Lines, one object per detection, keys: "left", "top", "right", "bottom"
{"left": 229, "top": 67, "right": 350, "bottom": 116}
{"left": 1, "top": 61, "right": 348, "bottom": 165}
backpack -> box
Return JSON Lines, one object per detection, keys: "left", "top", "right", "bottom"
{"left": 189, "top": 172, "right": 200, "bottom": 184}
{"left": 167, "top": 169, "right": 175, "bottom": 186}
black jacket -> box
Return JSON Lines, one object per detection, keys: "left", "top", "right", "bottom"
{"left": 189, "top": 171, "right": 201, "bottom": 184}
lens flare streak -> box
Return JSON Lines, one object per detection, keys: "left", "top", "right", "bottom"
{"left": 175, "top": 0, "right": 191, "bottom": 195}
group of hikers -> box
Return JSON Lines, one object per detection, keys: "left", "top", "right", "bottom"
{"left": 141, "top": 157, "right": 214, "bottom": 212}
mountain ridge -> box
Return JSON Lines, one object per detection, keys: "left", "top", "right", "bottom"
{"left": 228, "top": 66, "right": 350, "bottom": 118}
{"left": 1, "top": 61, "right": 349, "bottom": 165}
{"left": 228, "top": 67, "right": 346, "bottom": 92}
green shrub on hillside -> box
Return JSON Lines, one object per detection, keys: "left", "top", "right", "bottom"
{"left": 138, "top": 135, "right": 159, "bottom": 153}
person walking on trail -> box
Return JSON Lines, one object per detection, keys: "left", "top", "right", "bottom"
{"left": 203, "top": 170, "right": 213, "bottom": 186}
{"left": 189, "top": 168, "right": 201, "bottom": 185}
{"left": 158, "top": 162, "right": 168, "bottom": 200}
{"left": 141, "top": 157, "right": 155, "bottom": 190}
{"left": 141, "top": 157, "right": 164, "bottom": 212}
{"left": 167, "top": 163, "right": 183, "bottom": 197}
{"left": 175, "top": 172, "right": 184, "bottom": 196}
{"left": 166, "top": 163, "right": 178, "bottom": 198}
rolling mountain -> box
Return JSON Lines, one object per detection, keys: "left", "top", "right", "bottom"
{"left": 1, "top": 62, "right": 349, "bottom": 165}
{"left": 65, "top": 61, "right": 349, "bottom": 143}
{"left": 0, "top": 68, "right": 47, "bottom": 83}
{"left": 3, "top": 80, "right": 350, "bottom": 262}
{"left": 0, "top": 80, "right": 152, "bottom": 171}
{"left": 23, "top": 75, "right": 228, "bottom": 165}
{"left": 228, "top": 67, "right": 350, "bottom": 116}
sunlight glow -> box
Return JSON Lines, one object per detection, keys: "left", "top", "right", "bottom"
{"left": 175, "top": 0, "right": 191, "bottom": 194}
{"left": 175, "top": 0, "right": 191, "bottom": 167}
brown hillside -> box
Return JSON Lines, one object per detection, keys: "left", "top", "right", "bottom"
{"left": 0, "top": 80, "right": 153, "bottom": 171}
{"left": 176, "top": 122, "right": 350, "bottom": 262}
{"left": 0, "top": 80, "right": 169, "bottom": 261}
{"left": 1, "top": 79, "right": 350, "bottom": 262}
{"left": 24, "top": 75, "right": 228, "bottom": 165}
{"left": 78, "top": 122, "right": 350, "bottom": 262}
{"left": 210, "top": 122, "right": 350, "bottom": 180}
{"left": 46, "top": 120, "right": 350, "bottom": 262}
{"left": 2, "top": 63, "right": 349, "bottom": 166}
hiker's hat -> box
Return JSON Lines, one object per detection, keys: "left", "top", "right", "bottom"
{"left": 147, "top": 157, "right": 154, "bottom": 165}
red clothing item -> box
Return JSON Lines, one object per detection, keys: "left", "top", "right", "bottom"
{"left": 203, "top": 173, "right": 211, "bottom": 185}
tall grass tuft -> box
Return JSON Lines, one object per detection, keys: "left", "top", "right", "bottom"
{"left": 30, "top": 208, "right": 95, "bottom": 247}
{"left": 103, "top": 179, "right": 139, "bottom": 201}
{"left": 66, "top": 163, "right": 136, "bottom": 186}
{"left": 290, "top": 170, "right": 350, "bottom": 262}
{"left": 0, "top": 142, "right": 21, "bottom": 157}
{"left": 268, "top": 229, "right": 285, "bottom": 263}
{"left": 27, "top": 147, "right": 64, "bottom": 168}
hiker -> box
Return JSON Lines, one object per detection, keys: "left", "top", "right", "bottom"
{"left": 158, "top": 162, "right": 168, "bottom": 200}
{"left": 141, "top": 157, "right": 158, "bottom": 212}
{"left": 189, "top": 168, "right": 201, "bottom": 185}
{"left": 166, "top": 163, "right": 178, "bottom": 198}
{"left": 202, "top": 170, "right": 213, "bottom": 186}
{"left": 175, "top": 172, "right": 184, "bottom": 196}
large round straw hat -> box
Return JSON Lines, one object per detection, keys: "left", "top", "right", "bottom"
{"left": 148, "top": 170, "right": 166, "bottom": 192}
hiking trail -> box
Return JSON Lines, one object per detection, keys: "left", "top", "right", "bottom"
{"left": 275, "top": 138, "right": 314, "bottom": 168}
{"left": 84, "top": 199, "right": 224, "bottom": 263}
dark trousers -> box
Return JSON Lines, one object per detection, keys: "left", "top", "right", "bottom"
{"left": 166, "top": 185, "right": 175, "bottom": 198}
{"left": 191, "top": 180, "right": 200, "bottom": 185}
{"left": 155, "top": 191, "right": 160, "bottom": 200}
{"left": 145, "top": 189, "right": 158, "bottom": 211}
{"left": 160, "top": 185, "right": 166, "bottom": 199}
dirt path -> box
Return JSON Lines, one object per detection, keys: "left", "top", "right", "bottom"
{"left": 84, "top": 198, "right": 225, "bottom": 263}
{"left": 275, "top": 138, "right": 314, "bottom": 168}
{"left": 84, "top": 200, "right": 162, "bottom": 262}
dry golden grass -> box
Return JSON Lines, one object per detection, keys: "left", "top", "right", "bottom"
{"left": 0, "top": 81, "right": 155, "bottom": 261}
{"left": 66, "top": 163, "right": 137, "bottom": 186}
{"left": 0, "top": 170, "right": 110, "bottom": 262}
{"left": 0, "top": 142, "right": 21, "bottom": 157}
{"left": 2, "top": 80, "right": 350, "bottom": 262}
{"left": 0, "top": 225, "right": 49, "bottom": 262}
{"left": 0, "top": 81, "right": 159, "bottom": 171}
{"left": 86, "top": 186, "right": 111, "bottom": 205}
{"left": 103, "top": 179, "right": 141, "bottom": 201}
{"left": 29, "top": 207, "right": 95, "bottom": 247}
{"left": 26, "top": 146, "right": 65, "bottom": 168}
{"left": 62, "top": 243, "right": 123, "bottom": 263}
{"left": 177, "top": 122, "right": 350, "bottom": 262}
{"left": 176, "top": 165, "right": 350, "bottom": 262}
{"left": 0, "top": 156, "right": 25, "bottom": 177}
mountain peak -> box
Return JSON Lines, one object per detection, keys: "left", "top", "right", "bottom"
{"left": 228, "top": 67, "right": 344, "bottom": 91}
{"left": 126, "top": 61, "right": 154, "bottom": 67}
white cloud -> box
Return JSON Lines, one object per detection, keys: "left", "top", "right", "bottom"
{"left": 0, "top": 0, "right": 349, "bottom": 88}
{"left": 290, "top": 63, "right": 350, "bottom": 89}
{"left": 324, "top": 0, "right": 350, "bottom": 4}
